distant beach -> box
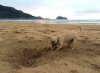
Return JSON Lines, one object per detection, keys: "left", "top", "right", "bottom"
{"left": 0, "top": 19, "right": 100, "bottom": 25}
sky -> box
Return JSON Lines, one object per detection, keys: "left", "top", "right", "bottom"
{"left": 0, "top": 0, "right": 100, "bottom": 19}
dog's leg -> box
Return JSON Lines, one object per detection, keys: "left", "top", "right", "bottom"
{"left": 56, "top": 42, "right": 64, "bottom": 51}
{"left": 70, "top": 42, "right": 74, "bottom": 50}
{"left": 70, "top": 39, "right": 76, "bottom": 50}
{"left": 50, "top": 40, "right": 55, "bottom": 51}
{"left": 50, "top": 46, "right": 53, "bottom": 51}
{"left": 67, "top": 38, "right": 75, "bottom": 50}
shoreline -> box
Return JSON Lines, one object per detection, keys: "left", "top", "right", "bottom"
{"left": 0, "top": 20, "right": 100, "bottom": 25}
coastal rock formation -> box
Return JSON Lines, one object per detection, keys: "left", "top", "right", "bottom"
{"left": 0, "top": 5, "right": 42, "bottom": 19}
{"left": 56, "top": 16, "right": 68, "bottom": 19}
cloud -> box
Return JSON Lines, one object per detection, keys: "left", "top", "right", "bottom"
{"left": 1, "top": 0, "right": 100, "bottom": 19}
{"left": 74, "top": 8, "right": 100, "bottom": 19}
{"left": 24, "top": 8, "right": 77, "bottom": 19}
{"left": 77, "top": 9, "right": 100, "bottom": 14}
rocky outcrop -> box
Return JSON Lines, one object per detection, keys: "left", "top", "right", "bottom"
{"left": 56, "top": 16, "right": 68, "bottom": 19}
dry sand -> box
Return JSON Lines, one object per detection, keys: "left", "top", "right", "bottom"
{"left": 0, "top": 22, "right": 100, "bottom": 73}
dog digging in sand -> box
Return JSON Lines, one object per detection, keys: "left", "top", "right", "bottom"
{"left": 50, "top": 32, "right": 78, "bottom": 51}
{"left": 50, "top": 36, "right": 61, "bottom": 51}
{"left": 50, "top": 26, "right": 82, "bottom": 51}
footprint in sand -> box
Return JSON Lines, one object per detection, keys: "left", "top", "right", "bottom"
{"left": 70, "top": 70, "right": 78, "bottom": 73}
{"left": 91, "top": 64, "right": 100, "bottom": 70}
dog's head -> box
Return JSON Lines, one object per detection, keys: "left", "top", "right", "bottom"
{"left": 51, "top": 36, "right": 60, "bottom": 48}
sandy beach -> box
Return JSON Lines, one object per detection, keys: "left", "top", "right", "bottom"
{"left": 0, "top": 22, "right": 100, "bottom": 73}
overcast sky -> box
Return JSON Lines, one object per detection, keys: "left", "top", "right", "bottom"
{"left": 0, "top": 0, "right": 100, "bottom": 19}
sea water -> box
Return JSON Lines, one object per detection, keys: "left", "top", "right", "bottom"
{"left": 0, "top": 19, "right": 100, "bottom": 25}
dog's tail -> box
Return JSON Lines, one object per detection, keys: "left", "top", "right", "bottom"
{"left": 76, "top": 25, "right": 83, "bottom": 34}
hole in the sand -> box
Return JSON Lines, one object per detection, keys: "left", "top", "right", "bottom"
{"left": 3, "top": 48, "right": 43, "bottom": 69}
{"left": 2, "top": 46, "right": 78, "bottom": 70}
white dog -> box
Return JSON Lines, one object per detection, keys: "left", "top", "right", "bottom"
{"left": 50, "top": 32, "right": 78, "bottom": 51}
{"left": 50, "top": 25, "right": 82, "bottom": 51}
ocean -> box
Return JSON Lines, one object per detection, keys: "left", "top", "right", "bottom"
{"left": 0, "top": 19, "right": 100, "bottom": 25}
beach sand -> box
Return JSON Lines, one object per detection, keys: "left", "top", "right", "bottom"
{"left": 0, "top": 22, "right": 100, "bottom": 73}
